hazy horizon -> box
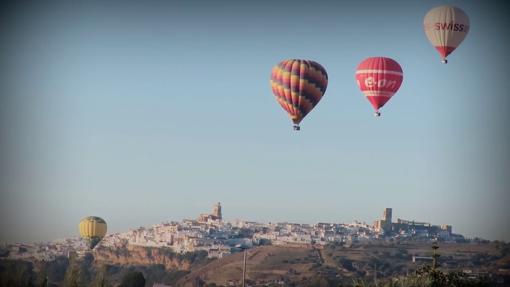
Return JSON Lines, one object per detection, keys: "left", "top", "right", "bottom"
{"left": 1, "top": 0, "right": 509, "bottom": 244}
{"left": 0, "top": 203, "right": 495, "bottom": 244}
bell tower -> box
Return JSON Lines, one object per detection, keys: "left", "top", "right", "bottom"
{"left": 212, "top": 202, "right": 222, "bottom": 220}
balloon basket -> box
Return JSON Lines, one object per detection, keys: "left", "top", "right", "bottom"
{"left": 293, "top": 125, "right": 301, "bottom": 131}
{"left": 374, "top": 112, "right": 381, "bottom": 117}
{"left": 441, "top": 59, "right": 448, "bottom": 64}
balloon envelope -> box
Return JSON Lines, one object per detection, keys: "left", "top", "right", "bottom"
{"left": 270, "top": 59, "right": 328, "bottom": 128}
{"left": 355, "top": 57, "right": 403, "bottom": 114}
{"left": 424, "top": 5, "right": 470, "bottom": 62}
{"left": 79, "top": 216, "right": 107, "bottom": 249}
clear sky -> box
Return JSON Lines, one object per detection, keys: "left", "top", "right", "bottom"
{"left": 1, "top": 0, "right": 509, "bottom": 243}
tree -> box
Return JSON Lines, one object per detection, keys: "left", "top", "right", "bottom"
{"left": 62, "top": 259, "right": 80, "bottom": 287}
{"left": 307, "top": 276, "right": 330, "bottom": 287}
{"left": 35, "top": 265, "right": 48, "bottom": 287}
{"left": 91, "top": 265, "right": 110, "bottom": 287}
{"left": 45, "top": 256, "right": 70, "bottom": 283}
{"left": 120, "top": 271, "right": 145, "bottom": 287}
{"left": 62, "top": 254, "right": 88, "bottom": 287}
{"left": 0, "top": 260, "right": 35, "bottom": 286}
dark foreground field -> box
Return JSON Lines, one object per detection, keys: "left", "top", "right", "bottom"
{"left": 1, "top": 240, "right": 510, "bottom": 286}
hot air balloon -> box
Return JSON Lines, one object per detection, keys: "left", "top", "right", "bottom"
{"left": 424, "top": 5, "right": 470, "bottom": 64}
{"left": 270, "top": 59, "right": 328, "bottom": 130}
{"left": 355, "top": 57, "right": 403, "bottom": 117}
{"left": 79, "top": 216, "right": 107, "bottom": 249}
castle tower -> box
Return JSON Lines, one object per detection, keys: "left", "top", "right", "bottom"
{"left": 212, "top": 202, "right": 222, "bottom": 220}
{"left": 382, "top": 208, "right": 392, "bottom": 233}
{"left": 383, "top": 208, "right": 392, "bottom": 223}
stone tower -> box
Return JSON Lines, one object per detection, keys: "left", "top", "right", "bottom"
{"left": 383, "top": 208, "right": 392, "bottom": 233}
{"left": 212, "top": 202, "right": 222, "bottom": 220}
{"left": 383, "top": 208, "right": 392, "bottom": 223}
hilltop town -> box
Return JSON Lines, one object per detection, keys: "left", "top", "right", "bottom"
{"left": 2, "top": 203, "right": 465, "bottom": 262}
{"left": 2, "top": 203, "right": 510, "bottom": 286}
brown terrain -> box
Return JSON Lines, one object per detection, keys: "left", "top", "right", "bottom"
{"left": 2, "top": 240, "right": 510, "bottom": 286}
{"left": 175, "top": 241, "right": 510, "bottom": 286}
{"left": 177, "top": 245, "right": 320, "bottom": 286}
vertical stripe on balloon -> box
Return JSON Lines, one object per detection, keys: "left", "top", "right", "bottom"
{"left": 270, "top": 59, "right": 328, "bottom": 125}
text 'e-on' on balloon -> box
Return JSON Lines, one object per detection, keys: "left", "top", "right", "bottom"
{"left": 355, "top": 57, "right": 403, "bottom": 117}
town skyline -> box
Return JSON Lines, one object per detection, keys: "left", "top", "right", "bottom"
{"left": 3, "top": 202, "right": 506, "bottom": 286}
{"left": 4, "top": 203, "right": 465, "bottom": 263}
{"left": 2, "top": 204, "right": 469, "bottom": 246}
{"left": 1, "top": 0, "right": 509, "bottom": 245}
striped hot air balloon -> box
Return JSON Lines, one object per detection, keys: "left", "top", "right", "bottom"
{"left": 270, "top": 59, "right": 328, "bottom": 130}
{"left": 424, "top": 5, "right": 470, "bottom": 64}
{"left": 355, "top": 57, "right": 403, "bottom": 117}
{"left": 79, "top": 216, "right": 107, "bottom": 249}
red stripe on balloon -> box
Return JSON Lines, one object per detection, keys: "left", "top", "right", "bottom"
{"left": 435, "top": 46, "right": 457, "bottom": 59}
{"left": 367, "top": 96, "right": 391, "bottom": 111}
{"left": 355, "top": 57, "right": 403, "bottom": 113}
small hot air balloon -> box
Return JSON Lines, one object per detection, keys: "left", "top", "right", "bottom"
{"left": 79, "top": 216, "right": 107, "bottom": 249}
{"left": 424, "top": 5, "right": 470, "bottom": 64}
{"left": 355, "top": 57, "right": 403, "bottom": 117}
{"left": 270, "top": 59, "right": 328, "bottom": 130}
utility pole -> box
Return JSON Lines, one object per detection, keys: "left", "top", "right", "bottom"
{"left": 432, "top": 243, "right": 440, "bottom": 270}
{"left": 194, "top": 276, "right": 205, "bottom": 287}
{"left": 374, "top": 262, "right": 377, "bottom": 287}
{"left": 242, "top": 249, "right": 247, "bottom": 287}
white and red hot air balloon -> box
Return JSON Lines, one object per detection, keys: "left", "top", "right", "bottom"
{"left": 355, "top": 57, "right": 403, "bottom": 117}
{"left": 424, "top": 5, "right": 470, "bottom": 64}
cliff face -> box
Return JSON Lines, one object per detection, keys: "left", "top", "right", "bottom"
{"left": 93, "top": 245, "right": 191, "bottom": 270}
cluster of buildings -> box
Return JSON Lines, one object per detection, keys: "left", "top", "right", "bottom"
{"left": 99, "top": 203, "right": 381, "bottom": 259}
{"left": 98, "top": 205, "right": 461, "bottom": 259}
{"left": 2, "top": 204, "right": 464, "bottom": 261}
{"left": 1, "top": 238, "right": 87, "bottom": 261}
{"left": 373, "top": 208, "right": 458, "bottom": 240}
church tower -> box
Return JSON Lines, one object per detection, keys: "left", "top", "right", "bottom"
{"left": 212, "top": 202, "right": 222, "bottom": 220}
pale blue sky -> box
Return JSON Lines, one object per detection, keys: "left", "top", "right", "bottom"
{"left": 1, "top": 0, "right": 509, "bottom": 243}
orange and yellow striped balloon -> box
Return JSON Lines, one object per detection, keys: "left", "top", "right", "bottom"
{"left": 270, "top": 59, "right": 328, "bottom": 130}
{"left": 79, "top": 216, "right": 107, "bottom": 249}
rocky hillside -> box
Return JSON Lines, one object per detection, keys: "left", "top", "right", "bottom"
{"left": 93, "top": 244, "right": 206, "bottom": 271}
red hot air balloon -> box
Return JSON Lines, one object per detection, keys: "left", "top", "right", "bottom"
{"left": 424, "top": 5, "right": 470, "bottom": 64}
{"left": 270, "top": 59, "right": 328, "bottom": 130}
{"left": 355, "top": 57, "right": 403, "bottom": 117}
